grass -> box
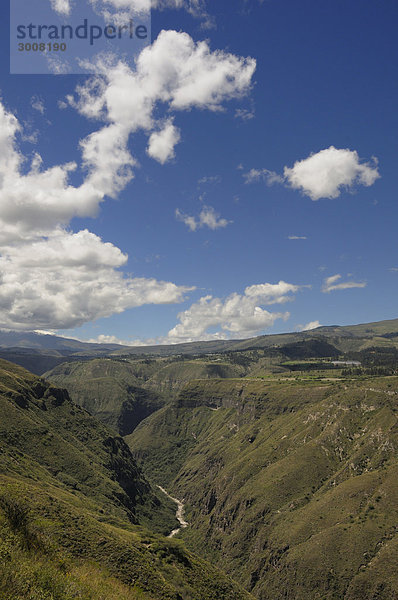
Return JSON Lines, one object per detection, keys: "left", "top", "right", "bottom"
{"left": 43, "top": 358, "right": 166, "bottom": 435}
{"left": 128, "top": 374, "right": 398, "bottom": 599}
{"left": 0, "top": 358, "right": 254, "bottom": 600}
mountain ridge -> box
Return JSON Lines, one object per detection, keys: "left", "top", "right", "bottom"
{"left": 1, "top": 316, "right": 398, "bottom": 357}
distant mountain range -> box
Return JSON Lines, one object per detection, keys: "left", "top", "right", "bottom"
{"left": 0, "top": 317, "right": 397, "bottom": 375}
{"left": 0, "top": 330, "right": 126, "bottom": 351}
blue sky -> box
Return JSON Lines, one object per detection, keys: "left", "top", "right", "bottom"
{"left": 0, "top": 0, "right": 397, "bottom": 344}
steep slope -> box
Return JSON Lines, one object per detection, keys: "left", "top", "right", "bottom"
{"left": 44, "top": 358, "right": 165, "bottom": 435}
{"left": 143, "top": 360, "right": 245, "bottom": 395}
{"left": 0, "top": 359, "right": 254, "bottom": 600}
{"left": 44, "top": 356, "right": 245, "bottom": 434}
{"left": 128, "top": 376, "right": 398, "bottom": 600}
{"left": 0, "top": 358, "right": 171, "bottom": 530}
{"left": 0, "top": 347, "right": 72, "bottom": 375}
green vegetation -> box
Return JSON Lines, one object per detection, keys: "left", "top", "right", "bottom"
{"left": 0, "top": 359, "right": 254, "bottom": 600}
{"left": 128, "top": 375, "right": 398, "bottom": 599}
{"left": 44, "top": 356, "right": 246, "bottom": 436}
{"left": 43, "top": 358, "right": 166, "bottom": 435}
{"left": 3, "top": 317, "right": 398, "bottom": 599}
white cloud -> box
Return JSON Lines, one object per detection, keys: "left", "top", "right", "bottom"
{"left": 288, "top": 235, "right": 307, "bottom": 240}
{"left": 88, "top": 0, "right": 211, "bottom": 24}
{"left": 0, "top": 32, "right": 255, "bottom": 331}
{"left": 165, "top": 281, "right": 303, "bottom": 342}
{"left": 80, "top": 122, "right": 136, "bottom": 198}
{"left": 86, "top": 334, "right": 145, "bottom": 346}
{"left": 31, "top": 97, "right": 45, "bottom": 115}
{"left": 87, "top": 281, "right": 305, "bottom": 346}
{"left": 67, "top": 30, "right": 255, "bottom": 188}
{"left": 0, "top": 102, "right": 105, "bottom": 244}
{"left": 284, "top": 147, "right": 380, "bottom": 200}
{"left": 50, "top": 0, "right": 71, "bottom": 15}
{"left": 70, "top": 30, "right": 255, "bottom": 120}
{"left": 87, "top": 333, "right": 162, "bottom": 346}
{"left": 147, "top": 120, "right": 181, "bottom": 163}
{"left": 0, "top": 229, "right": 192, "bottom": 331}
{"left": 244, "top": 281, "right": 303, "bottom": 304}
{"left": 322, "top": 274, "right": 366, "bottom": 293}
{"left": 176, "top": 206, "right": 231, "bottom": 231}
{"left": 51, "top": 0, "right": 206, "bottom": 19}
{"left": 244, "top": 147, "right": 380, "bottom": 200}
{"left": 298, "top": 320, "right": 321, "bottom": 331}
{"left": 199, "top": 206, "right": 230, "bottom": 230}
{"left": 244, "top": 168, "right": 284, "bottom": 185}
{"left": 175, "top": 209, "right": 198, "bottom": 232}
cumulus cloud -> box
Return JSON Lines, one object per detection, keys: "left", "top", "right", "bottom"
{"left": 0, "top": 32, "right": 255, "bottom": 331}
{"left": 244, "top": 147, "right": 380, "bottom": 200}
{"left": 176, "top": 206, "right": 231, "bottom": 231}
{"left": 91, "top": 280, "right": 307, "bottom": 346}
{"left": 165, "top": 281, "right": 303, "bottom": 343}
{"left": 284, "top": 147, "right": 380, "bottom": 200}
{"left": 298, "top": 320, "right": 321, "bottom": 331}
{"left": 0, "top": 229, "right": 192, "bottom": 331}
{"left": 0, "top": 102, "right": 105, "bottom": 244}
{"left": 67, "top": 30, "right": 255, "bottom": 186}
{"left": 147, "top": 120, "right": 181, "bottom": 163}
{"left": 322, "top": 274, "right": 366, "bottom": 293}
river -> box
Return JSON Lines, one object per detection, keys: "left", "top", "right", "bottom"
{"left": 157, "top": 485, "right": 189, "bottom": 538}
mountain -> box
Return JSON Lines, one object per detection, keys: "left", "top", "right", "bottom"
{"left": 0, "top": 358, "right": 175, "bottom": 531}
{"left": 128, "top": 375, "right": 398, "bottom": 599}
{"left": 43, "top": 332, "right": 397, "bottom": 440}
{"left": 43, "top": 358, "right": 166, "bottom": 435}
{"left": 5, "top": 318, "right": 398, "bottom": 599}
{"left": 1, "top": 318, "right": 398, "bottom": 378}
{"left": 0, "top": 359, "right": 254, "bottom": 600}
{"left": 43, "top": 355, "right": 251, "bottom": 436}
{"left": 111, "top": 317, "right": 398, "bottom": 356}
{"left": 0, "top": 330, "right": 128, "bottom": 351}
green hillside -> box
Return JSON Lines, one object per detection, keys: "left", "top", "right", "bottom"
{"left": 4, "top": 317, "right": 398, "bottom": 599}
{"left": 0, "top": 359, "right": 254, "bottom": 600}
{"left": 44, "top": 356, "right": 246, "bottom": 434}
{"left": 43, "top": 358, "right": 165, "bottom": 435}
{"left": 128, "top": 375, "right": 398, "bottom": 599}
{"left": 141, "top": 359, "right": 245, "bottom": 394}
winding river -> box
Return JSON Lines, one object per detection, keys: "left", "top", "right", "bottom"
{"left": 157, "top": 485, "right": 189, "bottom": 538}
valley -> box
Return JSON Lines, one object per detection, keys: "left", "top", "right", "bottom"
{"left": 1, "top": 318, "right": 398, "bottom": 599}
